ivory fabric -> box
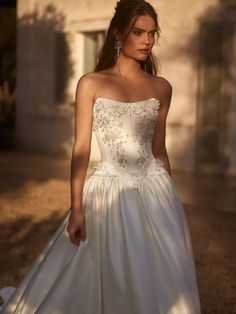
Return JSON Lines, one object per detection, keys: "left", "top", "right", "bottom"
{"left": 1, "top": 97, "right": 201, "bottom": 314}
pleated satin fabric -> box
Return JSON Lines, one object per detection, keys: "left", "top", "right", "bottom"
{"left": 1, "top": 98, "right": 201, "bottom": 314}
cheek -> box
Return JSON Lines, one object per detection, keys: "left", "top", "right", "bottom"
{"left": 123, "top": 36, "right": 139, "bottom": 51}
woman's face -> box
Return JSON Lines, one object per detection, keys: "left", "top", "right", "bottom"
{"left": 121, "top": 14, "right": 157, "bottom": 62}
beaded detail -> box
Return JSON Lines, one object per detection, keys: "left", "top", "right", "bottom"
{"left": 92, "top": 98, "right": 166, "bottom": 188}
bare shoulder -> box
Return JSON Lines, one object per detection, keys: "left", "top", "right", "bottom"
{"left": 149, "top": 75, "right": 172, "bottom": 108}
{"left": 154, "top": 76, "right": 172, "bottom": 95}
{"left": 76, "top": 71, "right": 109, "bottom": 101}
{"left": 76, "top": 72, "right": 99, "bottom": 90}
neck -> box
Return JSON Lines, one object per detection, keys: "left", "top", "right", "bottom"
{"left": 115, "top": 54, "right": 146, "bottom": 78}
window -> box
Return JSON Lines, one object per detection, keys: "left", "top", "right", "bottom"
{"left": 83, "top": 31, "right": 105, "bottom": 73}
{"left": 54, "top": 30, "right": 106, "bottom": 106}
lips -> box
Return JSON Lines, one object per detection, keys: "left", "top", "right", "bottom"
{"left": 138, "top": 49, "right": 149, "bottom": 54}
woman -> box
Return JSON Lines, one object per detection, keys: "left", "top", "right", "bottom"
{"left": 1, "top": 0, "right": 201, "bottom": 313}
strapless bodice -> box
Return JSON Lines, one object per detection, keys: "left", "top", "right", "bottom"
{"left": 92, "top": 97, "right": 167, "bottom": 181}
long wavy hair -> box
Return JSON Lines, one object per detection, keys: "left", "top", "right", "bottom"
{"left": 94, "top": 0, "right": 161, "bottom": 75}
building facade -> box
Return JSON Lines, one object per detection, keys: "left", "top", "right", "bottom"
{"left": 16, "top": 0, "right": 236, "bottom": 175}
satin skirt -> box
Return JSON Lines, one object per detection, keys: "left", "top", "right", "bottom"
{"left": 1, "top": 171, "right": 201, "bottom": 314}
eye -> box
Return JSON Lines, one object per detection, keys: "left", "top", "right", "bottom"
{"left": 133, "top": 30, "right": 142, "bottom": 36}
{"left": 149, "top": 31, "right": 156, "bottom": 38}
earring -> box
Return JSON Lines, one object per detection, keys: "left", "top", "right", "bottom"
{"left": 114, "top": 40, "right": 122, "bottom": 62}
{"left": 114, "top": 40, "right": 122, "bottom": 74}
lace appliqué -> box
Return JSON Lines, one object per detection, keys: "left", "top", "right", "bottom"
{"left": 92, "top": 98, "right": 163, "bottom": 177}
{"left": 133, "top": 103, "right": 160, "bottom": 170}
{"left": 93, "top": 100, "right": 130, "bottom": 170}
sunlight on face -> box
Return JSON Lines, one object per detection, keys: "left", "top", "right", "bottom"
{"left": 122, "top": 14, "right": 157, "bottom": 61}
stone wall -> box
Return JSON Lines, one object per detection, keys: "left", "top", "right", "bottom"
{"left": 16, "top": 0, "right": 236, "bottom": 174}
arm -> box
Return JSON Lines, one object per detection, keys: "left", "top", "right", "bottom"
{"left": 67, "top": 74, "right": 95, "bottom": 245}
{"left": 151, "top": 79, "right": 172, "bottom": 177}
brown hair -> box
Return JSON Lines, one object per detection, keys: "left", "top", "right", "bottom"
{"left": 94, "top": 0, "right": 161, "bottom": 75}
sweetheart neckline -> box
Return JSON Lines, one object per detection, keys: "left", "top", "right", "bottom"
{"left": 94, "top": 97, "right": 160, "bottom": 105}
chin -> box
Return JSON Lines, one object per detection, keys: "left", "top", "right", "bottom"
{"left": 136, "top": 56, "right": 149, "bottom": 62}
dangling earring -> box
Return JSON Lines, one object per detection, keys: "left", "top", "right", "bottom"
{"left": 114, "top": 40, "right": 122, "bottom": 74}
{"left": 114, "top": 40, "right": 122, "bottom": 61}
{"left": 144, "top": 61, "right": 147, "bottom": 73}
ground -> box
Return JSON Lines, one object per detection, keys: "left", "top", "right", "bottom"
{"left": 0, "top": 150, "right": 236, "bottom": 314}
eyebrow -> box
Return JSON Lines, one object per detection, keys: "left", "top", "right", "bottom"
{"left": 132, "top": 27, "right": 157, "bottom": 32}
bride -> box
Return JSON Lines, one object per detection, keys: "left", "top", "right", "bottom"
{"left": 1, "top": 0, "right": 201, "bottom": 313}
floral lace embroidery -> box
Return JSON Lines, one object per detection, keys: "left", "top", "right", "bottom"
{"left": 92, "top": 98, "right": 161, "bottom": 175}
{"left": 133, "top": 106, "right": 159, "bottom": 170}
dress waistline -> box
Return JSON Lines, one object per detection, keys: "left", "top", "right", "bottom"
{"left": 90, "top": 159, "right": 168, "bottom": 189}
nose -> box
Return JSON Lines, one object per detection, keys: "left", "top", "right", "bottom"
{"left": 142, "top": 33, "right": 151, "bottom": 45}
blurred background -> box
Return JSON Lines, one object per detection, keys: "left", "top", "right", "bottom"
{"left": 0, "top": 0, "right": 235, "bottom": 313}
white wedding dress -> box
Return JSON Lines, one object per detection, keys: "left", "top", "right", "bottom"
{"left": 1, "top": 97, "right": 201, "bottom": 314}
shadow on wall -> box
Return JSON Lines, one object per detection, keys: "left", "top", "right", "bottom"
{"left": 16, "top": 4, "right": 75, "bottom": 155}
{"left": 165, "top": 0, "right": 236, "bottom": 175}
{"left": 194, "top": 1, "right": 235, "bottom": 175}
{"left": 18, "top": 4, "right": 74, "bottom": 105}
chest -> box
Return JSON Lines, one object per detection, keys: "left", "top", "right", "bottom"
{"left": 97, "top": 78, "right": 157, "bottom": 101}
